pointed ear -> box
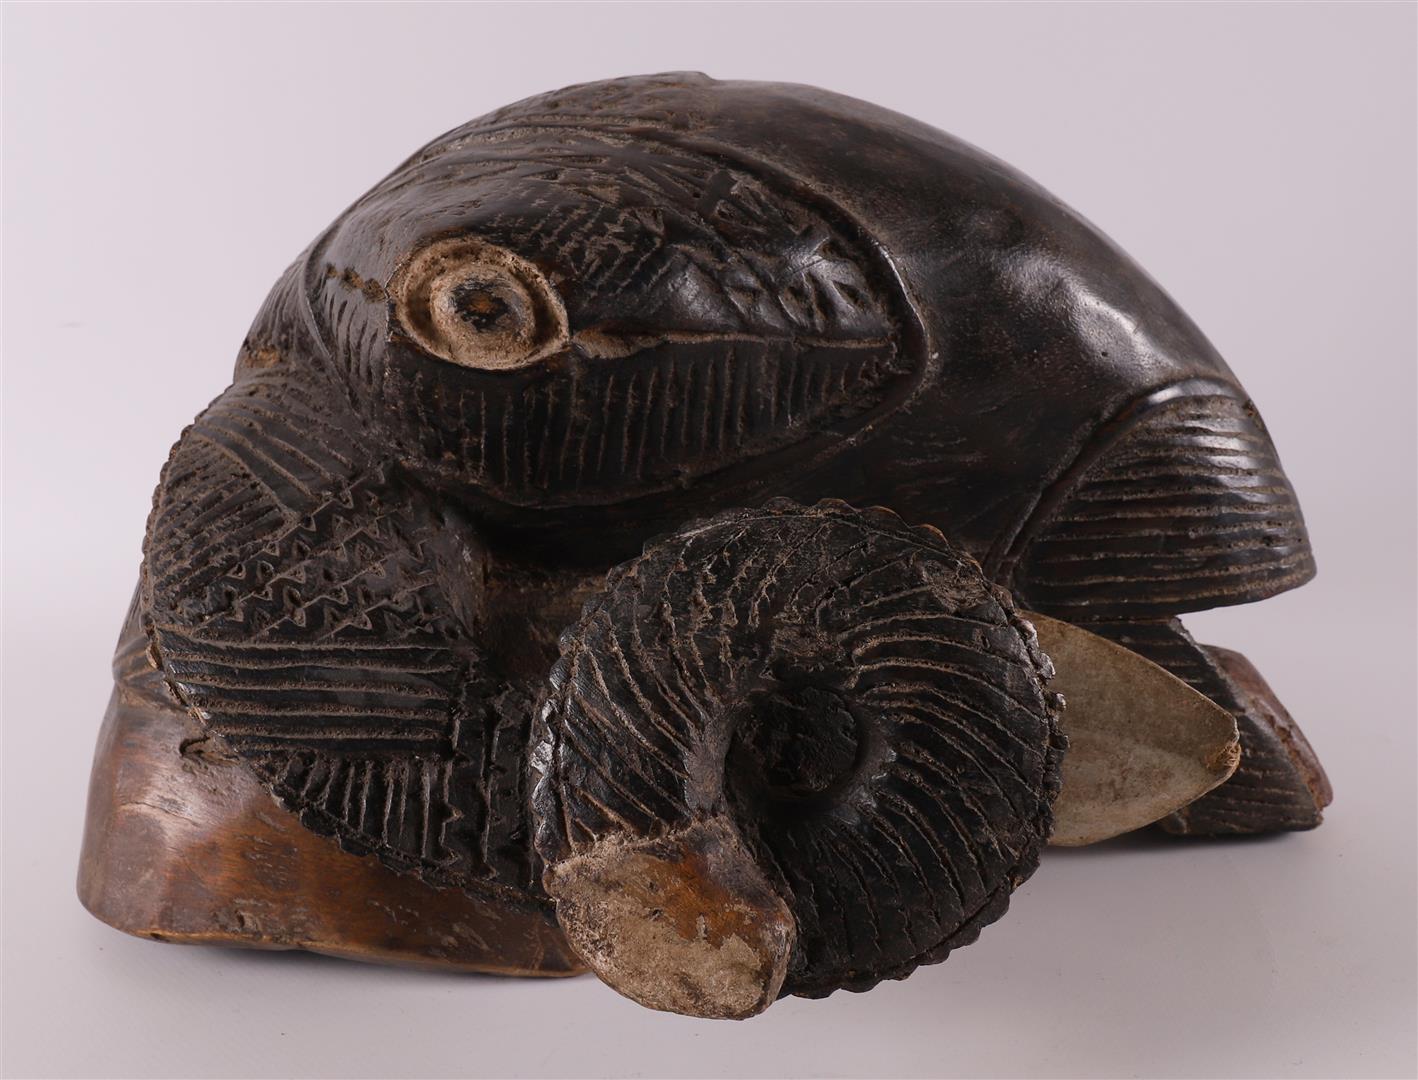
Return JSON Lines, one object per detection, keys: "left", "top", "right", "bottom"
{"left": 1025, "top": 612, "right": 1240, "bottom": 846}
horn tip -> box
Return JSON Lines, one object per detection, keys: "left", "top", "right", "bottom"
{"left": 544, "top": 818, "right": 795, "bottom": 1020}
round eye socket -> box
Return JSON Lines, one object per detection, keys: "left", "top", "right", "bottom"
{"left": 391, "top": 238, "right": 568, "bottom": 371}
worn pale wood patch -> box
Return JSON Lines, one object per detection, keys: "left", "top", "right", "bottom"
{"left": 1028, "top": 613, "right": 1240, "bottom": 846}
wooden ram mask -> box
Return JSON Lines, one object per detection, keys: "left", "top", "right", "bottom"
{"left": 79, "top": 73, "right": 1329, "bottom": 1019}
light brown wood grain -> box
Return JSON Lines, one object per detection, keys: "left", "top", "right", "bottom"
{"left": 78, "top": 654, "right": 584, "bottom": 978}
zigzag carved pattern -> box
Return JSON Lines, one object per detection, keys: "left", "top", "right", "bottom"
{"left": 143, "top": 373, "right": 537, "bottom": 895}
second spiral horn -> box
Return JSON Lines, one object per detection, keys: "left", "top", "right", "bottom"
{"left": 531, "top": 500, "right": 1066, "bottom": 1019}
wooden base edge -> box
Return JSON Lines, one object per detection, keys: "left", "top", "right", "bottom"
{"left": 77, "top": 666, "right": 584, "bottom": 978}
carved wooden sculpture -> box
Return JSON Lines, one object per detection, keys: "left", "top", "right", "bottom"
{"left": 79, "top": 73, "right": 1329, "bottom": 1019}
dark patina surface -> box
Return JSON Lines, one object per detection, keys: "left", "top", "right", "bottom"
{"left": 80, "top": 73, "right": 1328, "bottom": 1016}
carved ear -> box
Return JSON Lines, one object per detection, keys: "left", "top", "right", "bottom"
{"left": 530, "top": 499, "right": 1065, "bottom": 1019}
{"left": 1025, "top": 612, "right": 1240, "bottom": 846}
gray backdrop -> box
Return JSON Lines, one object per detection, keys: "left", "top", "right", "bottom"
{"left": 3, "top": 2, "right": 1414, "bottom": 1077}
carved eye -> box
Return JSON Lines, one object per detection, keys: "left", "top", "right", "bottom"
{"left": 391, "top": 237, "right": 568, "bottom": 371}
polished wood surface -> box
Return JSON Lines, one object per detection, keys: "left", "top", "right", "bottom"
{"left": 78, "top": 612, "right": 583, "bottom": 977}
